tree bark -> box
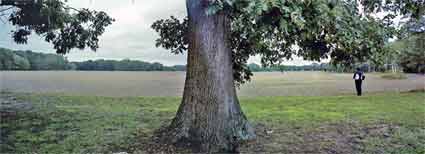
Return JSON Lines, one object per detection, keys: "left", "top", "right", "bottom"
{"left": 165, "top": 0, "right": 255, "bottom": 152}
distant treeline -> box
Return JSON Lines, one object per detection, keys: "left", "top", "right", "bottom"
{"left": 1, "top": 48, "right": 70, "bottom": 70}
{"left": 0, "top": 47, "right": 369, "bottom": 72}
{"left": 248, "top": 63, "right": 389, "bottom": 73}
{"left": 0, "top": 48, "right": 185, "bottom": 71}
{"left": 73, "top": 59, "right": 186, "bottom": 71}
{"left": 247, "top": 63, "right": 331, "bottom": 72}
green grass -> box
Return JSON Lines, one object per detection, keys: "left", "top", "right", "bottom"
{"left": 380, "top": 73, "right": 408, "bottom": 80}
{"left": 1, "top": 95, "right": 180, "bottom": 153}
{"left": 242, "top": 92, "right": 425, "bottom": 127}
{"left": 1, "top": 92, "right": 424, "bottom": 153}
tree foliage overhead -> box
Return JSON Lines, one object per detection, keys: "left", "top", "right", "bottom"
{"left": 360, "top": 0, "right": 424, "bottom": 19}
{"left": 1, "top": 0, "right": 114, "bottom": 54}
{"left": 152, "top": 0, "right": 399, "bottom": 84}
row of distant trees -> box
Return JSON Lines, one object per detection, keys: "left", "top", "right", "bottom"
{"left": 1, "top": 46, "right": 423, "bottom": 73}
{"left": 248, "top": 63, "right": 330, "bottom": 72}
{"left": 0, "top": 48, "right": 186, "bottom": 71}
{"left": 0, "top": 48, "right": 69, "bottom": 70}
{"left": 0, "top": 47, "right": 339, "bottom": 72}
{"left": 73, "top": 59, "right": 186, "bottom": 71}
{"left": 247, "top": 63, "right": 384, "bottom": 73}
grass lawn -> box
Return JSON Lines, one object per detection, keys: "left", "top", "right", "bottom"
{"left": 380, "top": 73, "right": 408, "bottom": 80}
{"left": 1, "top": 91, "right": 424, "bottom": 153}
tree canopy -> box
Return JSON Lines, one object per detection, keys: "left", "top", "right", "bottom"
{"left": 152, "top": 0, "right": 408, "bottom": 84}
{"left": 360, "top": 0, "right": 424, "bottom": 19}
{"left": 0, "top": 0, "right": 114, "bottom": 54}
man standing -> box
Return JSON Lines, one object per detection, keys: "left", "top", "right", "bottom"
{"left": 353, "top": 68, "right": 366, "bottom": 96}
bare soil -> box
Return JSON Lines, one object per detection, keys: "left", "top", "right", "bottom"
{"left": 128, "top": 122, "right": 419, "bottom": 154}
{"left": 1, "top": 71, "right": 424, "bottom": 97}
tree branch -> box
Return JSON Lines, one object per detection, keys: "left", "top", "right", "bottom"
{"left": 0, "top": 6, "right": 15, "bottom": 22}
{"left": 0, "top": 6, "right": 14, "bottom": 13}
{"left": 62, "top": 5, "right": 81, "bottom": 12}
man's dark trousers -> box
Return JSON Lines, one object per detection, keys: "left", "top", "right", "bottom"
{"left": 355, "top": 80, "right": 362, "bottom": 96}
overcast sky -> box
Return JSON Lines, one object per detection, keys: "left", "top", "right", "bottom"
{"left": 0, "top": 0, "right": 316, "bottom": 66}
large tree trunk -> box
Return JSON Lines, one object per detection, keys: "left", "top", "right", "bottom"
{"left": 165, "top": 0, "right": 255, "bottom": 152}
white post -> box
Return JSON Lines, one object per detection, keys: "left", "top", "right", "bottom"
{"left": 392, "top": 64, "right": 394, "bottom": 73}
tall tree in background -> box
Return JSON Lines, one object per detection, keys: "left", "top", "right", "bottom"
{"left": 360, "top": 0, "right": 424, "bottom": 73}
{"left": 151, "top": 0, "right": 422, "bottom": 152}
{"left": 397, "top": 13, "right": 425, "bottom": 73}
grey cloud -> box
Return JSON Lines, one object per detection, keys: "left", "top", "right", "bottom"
{"left": 0, "top": 0, "right": 188, "bottom": 65}
{"left": 0, "top": 0, "right": 315, "bottom": 66}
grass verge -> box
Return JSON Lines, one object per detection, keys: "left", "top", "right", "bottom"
{"left": 1, "top": 91, "right": 424, "bottom": 153}
{"left": 380, "top": 73, "right": 408, "bottom": 80}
